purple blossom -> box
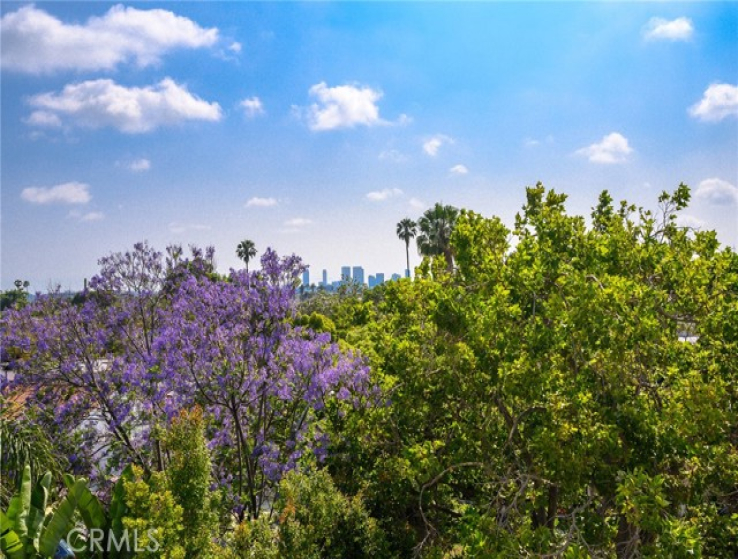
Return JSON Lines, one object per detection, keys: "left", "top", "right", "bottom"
{"left": 2, "top": 243, "right": 377, "bottom": 518}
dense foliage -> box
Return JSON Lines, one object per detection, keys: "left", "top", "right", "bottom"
{"left": 2, "top": 184, "right": 736, "bottom": 558}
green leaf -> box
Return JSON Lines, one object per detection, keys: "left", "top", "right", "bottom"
{"left": 32, "top": 472, "right": 52, "bottom": 510}
{"left": 6, "top": 464, "right": 32, "bottom": 542}
{"left": 26, "top": 473, "right": 51, "bottom": 554}
{"left": 62, "top": 474, "right": 75, "bottom": 491}
{"left": 107, "top": 464, "right": 133, "bottom": 559}
{"left": 74, "top": 480, "right": 107, "bottom": 531}
{"left": 38, "top": 482, "right": 80, "bottom": 557}
{"left": 0, "top": 510, "right": 25, "bottom": 559}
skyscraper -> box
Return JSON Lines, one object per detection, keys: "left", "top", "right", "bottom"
{"left": 341, "top": 266, "right": 351, "bottom": 282}
{"left": 301, "top": 270, "right": 309, "bottom": 287}
{"left": 352, "top": 266, "right": 364, "bottom": 285}
{"left": 322, "top": 269, "right": 328, "bottom": 286}
{"left": 375, "top": 273, "right": 385, "bottom": 285}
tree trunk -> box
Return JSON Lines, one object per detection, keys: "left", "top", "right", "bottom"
{"left": 615, "top": 515, "right": 639, "bottom": 558}
{"left": 405, "top": 240, "right": 411, "bottom": 277}
{"left": 546, "top": 485, "right": 558, "bottom": 529}
{"left": 443, "top": 246, "right": 454, "bottom": 273}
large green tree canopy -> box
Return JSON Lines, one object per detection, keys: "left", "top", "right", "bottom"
{"left": 323, "top": 183, "right": 737, "bottom": 558}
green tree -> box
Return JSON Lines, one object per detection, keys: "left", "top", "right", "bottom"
{"left": 0, "top": 413, "right": 67, "bottom": 508}
{"left": 224, "top": 470, "right": 386, "bottom": 559}
{"left": 162, "top": 407, "right": 218, "bottom": 558}
{"left": 396, "top": 218, "right": 417, "bottom": 278}
{"left": 276, "top": 470, "right": 387, "bottom": 558}
{"left": 1, "top": 280, "right": 30, "bottom": 311}
{"left": 236, "top": 240, "right": 257, "bottom": 274}
{"left": 416, "top": 203, "right": 459, "bottom": 272}
{"left": 122, "top": 466, "right": 186, "bottom": 559}
{"left": 324, "top": 183, "right": 737, "bottom": 557}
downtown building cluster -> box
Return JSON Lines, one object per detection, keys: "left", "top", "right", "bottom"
{"left": 300, "top": 266, "right": 407, "bottom": 291}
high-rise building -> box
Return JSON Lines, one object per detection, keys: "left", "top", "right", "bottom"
{"left": 375, "top": 273, "right": 385, "bottom": 285}
{"left": 322, "top": 269, "right": 328, "bottom": 286}
{"left": 368, "top": 275, "right": 376, "bottom": 288}
{"left": 301, "top": 270, "right": 309, "bottom": 287}
{"left": 341, "top": 266, "right": 351, "bottom": 282}
{"left": 352, "top": 266, "right": 365, "bottom": 285}
{"left": 391, "top": 273, "right": 402, "bottom": 281}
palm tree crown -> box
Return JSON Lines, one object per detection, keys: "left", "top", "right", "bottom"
{"left": 416, "top": 203, "right": 459, "bottom": 272}
{"left": 236, "top": 239, "right": 257, "bottom": 274}
{"left": 396, "top": 218, "right": 417, "bottom": 278}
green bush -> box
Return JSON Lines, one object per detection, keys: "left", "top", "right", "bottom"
{"left": 225, "top": 469, "right": 387, "bottom": 558}
{"left": 162, "top": 407, "right": 218, "bottom": 557}
{"left": 276, "top": 469, "right": 387, "bottom": 558}
{"left": 122, "top": 466, "right": 185, "bottom": 559}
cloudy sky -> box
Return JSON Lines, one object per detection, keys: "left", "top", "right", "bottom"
{"left": 2, "top": 2, "right": 737, "bottom": 290}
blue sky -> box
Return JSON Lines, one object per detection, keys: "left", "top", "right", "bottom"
{"left": 2, "top": 2, "right": 737, "bottom": 290}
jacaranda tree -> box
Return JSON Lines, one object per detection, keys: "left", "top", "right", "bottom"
{"left": 2, "top": 243, "right": 375, "bottom": 521}
{"left": 154, "top": 249, "right": 375, "bottom": 519}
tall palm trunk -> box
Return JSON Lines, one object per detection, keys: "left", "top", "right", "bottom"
{"left": 443, "top": 246, "right": 454, "bottom": 273}
{"left": 405, "top": 239, "right": 411, "bottom": 277}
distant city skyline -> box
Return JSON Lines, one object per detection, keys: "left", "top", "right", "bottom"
{"left": 2, "top": 3, "right": 736, "bottom": 290}
{"left": 301, "top": 265, "right": 404, "bottom": 289}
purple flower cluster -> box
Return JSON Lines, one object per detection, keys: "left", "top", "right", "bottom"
{"left": 2, "top": 243, "right": 374, "bottom": 517}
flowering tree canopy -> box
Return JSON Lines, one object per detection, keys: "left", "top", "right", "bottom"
{"left": 2, "top": 243, "right": 375, "bottom": 518}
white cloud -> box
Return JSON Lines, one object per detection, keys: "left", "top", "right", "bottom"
{"left": 523, "top": 138, "right": 540, "bottom": 148}
{"left": 366, "top": 188, "right": 403, "bottom": 201}
{"left": 689, "top": 83, "right": 738, "bottom": 122}
{"left": 409, "top": 197, "right": 426, "bottom": 211}
{"left": 80, "top": 211, "right": 105, "bottom": 222}
{"left": 128, "top": 158, "right": 151, "bottom": 172}
{"left": 246, "top": 196, "right": 277, "bottom": 207}
{"left": 229, "top": 42, "right": 242, "bottom": 53}
{"left": 25, "top": 110, "right": 62, "bottom": 128}
{"left": 643, "top": 17, "right": 694, "bottom": 41}
{"left": 450, "top": 164, "right": 468, "bottom": 175}
{"left": 379, "top": 149, "right": 408, "bottom": 163}
{"left": 306, "top": 82, "right": 384, "bottom": 131}
{"left": 27, "top": 78, "right": 222, "bottom": 133}
{"left": 284, "top": 218, "right": 312, "bottom": 227}
{"left": 423, "top": 134, "right": 453, "bottom": 157}
{"left": 240, "top": 96, "right": 265, "bottom": 118}
{"left": 397, "top": 114, "right": 413, "bottom": 126}
{"left": 21, "top": 181, "right": 91, "bottom": 204}
{"left": 575, "top": 132, "right": 633, "bottom": 164}
{"left": 694, "top": 178, "right": 738, "bottom": 206}
{"left": 523, "top": 135, "right": 554, "bottom": 148}
{"left": 1, "top": 4, "right": 218, "bottom": 74}
{"left": 168, "top": 222, "right": 211, "bottom": 234}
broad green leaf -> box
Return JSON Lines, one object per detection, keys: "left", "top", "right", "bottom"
{"left": 26, "top": 475, "right": 50, "bottom": 554}
{"left": 74, "top": 480, "right": 106, "bottom": 530}
{"left": 6, "top": 464, "right": 31, "bottom": 541}
{"left": 107, "top": 464, "right": 133, "bottom": 559}
{"left": 0, "top": 510, "right": 25, "bottom": 559}
{"left": 38, "top": 482, "right": 80, "bottom": 557}
{"left": 62, "top": 474, "right": 75, "bottom": 491}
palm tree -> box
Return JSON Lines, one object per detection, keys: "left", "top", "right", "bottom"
{"left": 236, "top": 239, "right": 257, "bottom": 274}
{"left": 396, "top": 218, "right": 417, "bottom": 278}
{"left": 416, "top": 203, "right": 459, "bottom": 272}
